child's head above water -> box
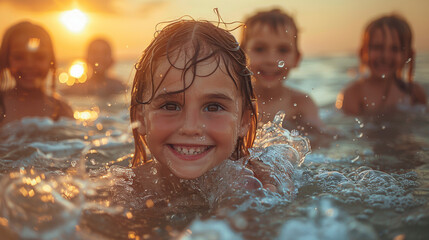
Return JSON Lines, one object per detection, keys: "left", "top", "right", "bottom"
{"left": 130, "top": 19, "right": 258, "bottom": 179}
{"left": 240, "top": 8, "right": 301, "bottom": 88}
{"left": 86, "top": 38, "right": 114, "bottom": 77}
{"left": 359, "top": 14, "right": 414, "bottom": 82}
{"left": 0, "top": 21, "right": 56, "bottom": 92}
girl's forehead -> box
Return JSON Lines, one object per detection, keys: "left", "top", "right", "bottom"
{"left": 249, "top": 22, "right": 296, "bottom": 37}
{"left": 10, "top": 34, "right": 51, "bottom": 52}
{"left": 371, "top": 26, "right": 400, "bottom": 43}
{"left": 151, "top": 54, "right": 237, "bottom": 92}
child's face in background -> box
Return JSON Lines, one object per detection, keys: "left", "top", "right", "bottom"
{"left": 87, "top": 42, "right": 112, "bottom": 76}
{"left": 137, "top": 55, "right": 249, "bottom": 179}
{"left": 8, "top": 35, "right": 52, "bottom": 90}
{"left": 245, "top": 23, "right": 300, "bottom": 89}
{"left": 365, "top": 25, "right": 406, "bottom": 79}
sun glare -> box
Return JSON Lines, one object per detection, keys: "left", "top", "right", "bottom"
{"left": 60, "top": 9, "right": 88, "bottom": 33}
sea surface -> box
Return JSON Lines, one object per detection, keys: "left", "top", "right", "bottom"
{"left": 0, "top": 52, "right": 428, "bottom": 240}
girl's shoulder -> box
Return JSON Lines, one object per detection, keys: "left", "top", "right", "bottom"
{"left": 283, "top": 86, "right": 315, "bottom": 105}
{"left": 50, "top": 93, "right": 74, "bottom": 118}
{"left": 410, "top": 82, "right": 427, "bottom": 105}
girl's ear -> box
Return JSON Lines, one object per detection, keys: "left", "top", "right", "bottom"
{"left": 292, "top": 50, "right": 302, "bottom": 68}
{"left": 135, "top": 106, "right": 146, "bottom": 136}
{"left": 359, "top": 47, "right": 368, "bottom": 65}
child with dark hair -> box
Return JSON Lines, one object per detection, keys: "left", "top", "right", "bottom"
{"left": 241, "top": 8, "right": 326, "bottom": 134}
{"left": 62, "top": 37, "right": 127, "bottom": 97}
{"left": 337, "top": 14, "right": 427, "bottom": 116}
{"left": 0, "top": 21, "right": 73, "bottom": 127}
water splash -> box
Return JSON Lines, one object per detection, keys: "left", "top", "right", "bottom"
{"left": 253, "top": 111, "right": 311, "bottom": 166}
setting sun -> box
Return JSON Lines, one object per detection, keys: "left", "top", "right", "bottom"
{"left": 60, "top": 9, "right": 88, "bottom": 33}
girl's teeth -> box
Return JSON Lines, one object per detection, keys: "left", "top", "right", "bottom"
{"left": 174, "top": 146, "right": 207, "bottom": 155}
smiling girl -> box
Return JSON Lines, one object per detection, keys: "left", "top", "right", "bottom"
{"left": 337, "top": 14, "right": 427, "bottom": 116}
{"left": 0, "top": 21, "right": 73, "bottom": 127}
{"left": 129, "top": 19, "right": 258, "bottom": 182}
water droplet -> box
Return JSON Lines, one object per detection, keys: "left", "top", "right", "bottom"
{"left": 282, "top": 76, "right": 287, "bottom": 80}
{"left": 381, "top": 125, "right": 386, "bottom": 130}
{"left": 406, "top": 57, "right": 412, "bottom": 63}
{"left": 277, "top": 60, "right": 285, "bottom": 68}
{"left": 90, "top": 159, "right": 96, "bottom": 165}
{"left": 291, "top": 129, "right": 299, "bottom": 136}
{"left": 371, "top": 102, "right": 375, "bottom": 106}
{"left": 360, "top": 123, "right": 364, "bottom": 128}
{"left": 293, "top": 103, "right": 297, "bottom": 107}
{"left": 357, "top": 132, "right": 363, "bottom": 138}
{"left": 71, "top": 160, "right": 77, "bottom": 167}
{"left": 381, "top": 74, "right": 385, "bottom": 78}
{"left": 257, "top": 71, "right": 261, "bottom": 75}
{"left": 262, "top": 101, "right": 266, "bottom": 105}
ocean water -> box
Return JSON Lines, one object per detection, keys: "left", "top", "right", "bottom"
{"left": 0, "top": 52, "right": 428, "bottom": 240}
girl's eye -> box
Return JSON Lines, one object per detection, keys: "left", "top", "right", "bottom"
{"left": 204, "top": 103, "right": 224, "bottom": 112}
{"left": 35, "top": 53, "right": 49, "bottom": 61}
{"left": 252, "top": 46, "right": 266, "bottom": 53}
{"left": 11, "top": 54, "right": 25, "bottom": 61}
{"left": 278, "top": 47, "right": 291, "bottom": 54}
{"left": 391, "top": 46, "right": 400, "bottom": 53}
{"left": 161, "top": 103, "right": 180, "bottom": 111}
{"left": 369, "top": 44, "right": 383, "bottom": 51}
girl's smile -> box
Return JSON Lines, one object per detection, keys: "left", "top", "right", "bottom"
{"left": 168, "top": 144, "right": 213, "bottom": 161}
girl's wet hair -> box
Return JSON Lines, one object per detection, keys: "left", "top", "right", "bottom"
{"left": 360, "top": 14, "right": 414, "bottom": 83}
{"left": 0, "top": 21, "right": 57, "bottom": 120}
{"left": 240, "top": 8, "right": 299, "bottom": 53}
{"left": 130, "top": 19, "right": 258, "bottom": 166}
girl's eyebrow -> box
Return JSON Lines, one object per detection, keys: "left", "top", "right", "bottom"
{"left": 204, "top": 93, "right": 235, "bottom": 102}
{"left": 152, "top": 92, "right": 182, "bottom": 101}
{"left": 152, "top": 92, "right": 235, "bottom": 102}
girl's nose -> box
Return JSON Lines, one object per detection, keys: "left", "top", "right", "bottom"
{"left": 23, "top": 55, "right": 36, "bottom": 68}
{"left": 178, "top": 109, "right": 204, "bottom": 136}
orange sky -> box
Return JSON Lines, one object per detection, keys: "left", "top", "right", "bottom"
{"left": 1, "top": 0, "right": 428, "bottom": 61}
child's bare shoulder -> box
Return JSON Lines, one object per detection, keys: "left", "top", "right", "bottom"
{"left": 284, "top": 87, "right": 315, "bottom": 106}
{"left": 50, "top": 94, "right": 74, "bottom": 118}
{"left": 342, "top": 78, "right": 366, "bottom": 98}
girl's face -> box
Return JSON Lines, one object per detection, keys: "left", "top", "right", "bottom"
{"left": 366, "top": 26, "right": 406, "bottom": 79}
{"left": 137, "top": 55, "right": 250, "bottom": 179}
{"left": 8, "top": 35, "right": 52, "bottom": 90}
{"left": 245, "top": 23, "right": 300, "bottom": 89}
{"left": 87, "top": 42, "right": 112, "bottom": 76}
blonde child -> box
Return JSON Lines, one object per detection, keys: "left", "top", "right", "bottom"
{"left": 241, "top": 8, "right": 325, "bottom": 134}
{"left": 0, "top": 21, "right": 73, "bottom": 127}
{"left": 62, "top": 37, "right": 127, "bottom": 96}
{"left": 337, "top": 14, "right": 427, "bottom": 116}
{"left": 128, "top": 18, "right": 292, "bottom": 195}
